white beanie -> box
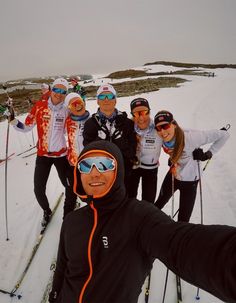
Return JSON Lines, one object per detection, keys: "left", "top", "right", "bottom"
{"left": 96, "top": 84, "right": 116, "bottom": 97}
{"left": 64, "top": 93, "right": 84, "bottom": 108}
{"left": 52, "top": 78, "right": 69, "bottom": 91}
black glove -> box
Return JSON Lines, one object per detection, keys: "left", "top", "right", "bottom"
{"left": 192, "top": 148, "right": 212, "bottom": 161}
{"left": 220, "top": 127, "right": 227, "bottom": 131}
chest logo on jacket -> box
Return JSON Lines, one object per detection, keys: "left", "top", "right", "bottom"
{"left": 55, "top": 118, "right": 64, "bottom": 122}
{"left": 102, "top": 236, "right": 109, "bottom": 249}
{"left": 146, "top": 139, "right": 155, "bottom": 144}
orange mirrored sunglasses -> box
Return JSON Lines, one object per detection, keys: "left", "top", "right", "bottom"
{"left": 131, "top": 110, "right": 150, "bottom": 118}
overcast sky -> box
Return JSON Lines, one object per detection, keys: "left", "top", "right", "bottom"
{"left": 1, "top": 0, "right": 236, "bottom": 82}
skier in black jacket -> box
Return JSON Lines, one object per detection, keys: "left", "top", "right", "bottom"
{"left": 83, "top": 84, "right": 137, "bottom": 188}
{"left": 49, "top": 140, "right": 236, "bottom": 303}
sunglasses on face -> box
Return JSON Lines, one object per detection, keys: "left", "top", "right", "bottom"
{"left": 131, "top": 110, "right": 150, "bottom": 118}
{"left": 52, "top": 87, "right": 67, "bottom": 95}
{"left": 155, "top": 123, "right": 172, "bottom": 132}
{"left": 68, "top": 100, "right": 84, "bottom": 111}
{"left": 78, "top": 156, "right": 116, "bottom": 174}
{"left": 97, "top": 93, "right": 116, "bottom": 100}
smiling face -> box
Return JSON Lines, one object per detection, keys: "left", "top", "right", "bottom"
{"left": 51, "top": 84, "right": 67, "bottom": 105}
{"left": 155, "top": 122, "right": 176, "bottom": 142}
{"left": 68, "top": 97, "right": 85, "bottom": 116}
{"left": 97, "top": 91, "right": 116, "bottom": 116}
{"left": 132, "top": 105, "right": 150, "bottom": 130}
{"left": 80, "top": 152, "right": 116, "bottom": 197}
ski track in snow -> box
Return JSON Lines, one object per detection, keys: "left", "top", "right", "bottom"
{"left": 0, "top": 65, "right": 235, "bottom": 303}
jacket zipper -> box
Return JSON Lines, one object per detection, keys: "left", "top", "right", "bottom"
{"left": 78, "top": 202, "right": 98, "bottom": 303}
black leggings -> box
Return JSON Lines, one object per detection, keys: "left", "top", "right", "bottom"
{"left": 34, "top": 156, "right": 77, "bottom": 218}
{"left": 155, "top": 171, "right": 198, "bottom": 222}
{"left": 127, "top": 167, "right": 158, "bottom": 203}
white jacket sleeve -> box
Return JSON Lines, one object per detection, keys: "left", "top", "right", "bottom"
{"left": 187, "top": 129, "right": 229, "bottom": 155}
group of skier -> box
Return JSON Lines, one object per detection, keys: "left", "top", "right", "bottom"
{"left": 6, "top": 77, "right": 236, "bottom": 303}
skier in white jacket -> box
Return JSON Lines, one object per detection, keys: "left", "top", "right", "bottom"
{"left": 154, "top": 110, "right": 229, "bottom": 222}
{"left": 127, "top": 98, "right": 162, "bottom": 202}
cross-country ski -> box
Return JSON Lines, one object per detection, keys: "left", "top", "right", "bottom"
{"left": 0, "top": 193, "right": 63, "bottom": 300}
{"left": 0, "top": 152, "right": 15, "bottom": 165}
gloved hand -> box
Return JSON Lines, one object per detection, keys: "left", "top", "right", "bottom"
{"left": 220, "top": 127, "right": 227, "bottom": 131}
{"left": 192, "top": 148, "right": 212, "bottom": 161}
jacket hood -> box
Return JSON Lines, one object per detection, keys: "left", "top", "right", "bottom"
{"left": 74, "top": 140, "right": 126, "bottom": 209}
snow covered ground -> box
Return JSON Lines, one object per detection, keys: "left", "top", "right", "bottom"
{"left": 0, "top": 64, "right": 235, "bottom": 303}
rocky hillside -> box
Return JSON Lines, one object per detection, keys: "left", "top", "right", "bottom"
{"left": 1, "top": 61, "right": 234, "bottom": 121}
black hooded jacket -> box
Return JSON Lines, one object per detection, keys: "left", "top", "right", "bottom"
{"left": 49, "top": 141, "right": 236, "bottom": 303}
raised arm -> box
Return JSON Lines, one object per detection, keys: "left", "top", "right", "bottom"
{"left": 139, "top": 207, "right": 236, "bottom": 303}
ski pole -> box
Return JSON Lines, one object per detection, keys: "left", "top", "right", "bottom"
{"left": 195, "top": 123, "right": 231, "bottom": 300}
{"left": 197, "top": 160, "right": 203, "bottom": 226}
{"left": 195, "top": 161, "right": 203, "bottom": 300}
{"left": 144, "top": 271, "right": 151, "bottom": 303}
{"left": 171, "top": 174, "right": 183, "bottom": 303}
{"left": 5, "top": 122, "right": 10, "bottom": 241}
{"left": 173, "top": 208, "right": 179, "bottom": 219}
{"left": 161, "top": 269, "right": 169, "bottom": 303}
{"left": 171, "top": 174, "right": 174, "bottom": 218}
{"left": 2, "top": 84, "right": 12, "bottom": 241}
{"left": 161, "top": 173, "right": 176, "bottom": 303}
